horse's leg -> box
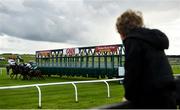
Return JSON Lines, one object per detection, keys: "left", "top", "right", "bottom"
{"left": 35, "top": 72, "right": 39, "bottom": 80}
{"left": 39, "top": 71, "right": 44, "bottom": 80}
{"left": 10, "top": 73, "right": 14, "bottom": 79}
{"left": 27, "top": 74, "right": 30, "bottom": 80}
{"left": 24, "top": 73, "right": 28, "bottom": 80}
{"left": 36, "top": 71, "right": 40, "bottom": 80}
{"left": 22, "top": 73, "right": 27, "bottom": 80}
{"left": 11, "top": 73, "right": 15, "bottom": 79}
{"left": 23, "top": 72, "right": 27, "bottom": 80}
{"left": 30, "top": 71, "right": 34, "bottom": 80}
{"left": 36, "top": 73, "right": 39, "bottom": 80}
{"left": 35, "top": 72, "right": 38, "bottom": 80}
{"left": 39, "top": 72, "right": 43, "bottom": 80}
{"left": 38, "top": 73, "right": 40, "bottom": 80}
{"left": 41, "top": 74, "right": 45, "bottom": 80}
{"left": 27, "top": 71, "right": 31, "bottom": 80}
{"left": 29, "top": 75, "right": 32, "bottom": 80}
{"left": 24, "top": 74, "right": 27, "bottom": 80}
{"left": 6, "top": 67, "right": 10, "bottom": 76}
{"left": 15, "top": 74, "right": 18, "bottom": 79}
{"left": 18, "top": 74, "right": 20, "bottom": 79}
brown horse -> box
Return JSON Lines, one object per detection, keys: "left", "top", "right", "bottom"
{"left": 28, "top": 69, "right": 44, "bottom": 80}
{"left": 20, "top": 64, "right": 44, "bottom": 80}
{"left": 8, "top": 63, "right": 44, "bottom": 80}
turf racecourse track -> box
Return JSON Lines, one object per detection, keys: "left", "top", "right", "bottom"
{"left": 0, "top": 68, "right": 124, "bottom": 109}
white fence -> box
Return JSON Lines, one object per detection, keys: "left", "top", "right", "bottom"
{"left": 0, "top": 78, "right": 124, "bottom": 108}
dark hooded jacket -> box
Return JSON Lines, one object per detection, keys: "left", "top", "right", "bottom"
{"left": 123, "top": 27, "right": 175, "bottom": 103}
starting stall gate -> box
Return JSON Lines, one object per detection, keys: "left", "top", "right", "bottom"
{"left": 36, "top": 44, "right": 124, "bottom": 78}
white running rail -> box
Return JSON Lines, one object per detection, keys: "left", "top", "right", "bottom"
{"left": 0, "top": 78, "right": 124, "bottom": 108}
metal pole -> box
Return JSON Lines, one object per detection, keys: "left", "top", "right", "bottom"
{"left": 35, "top": 85, "right": 42, "bottom": 108}
{"left": 72, "top": 83, "right": 78, "bottom": 102}
{"left": 103, "top": 81, "right": 110, "bottom": 98}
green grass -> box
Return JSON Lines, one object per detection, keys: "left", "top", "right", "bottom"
{"left": 172, "top": 65, "right": 180, "bottom": 74}
{"left": 0, "top": 68, "right": 124, "bottom": 109}
{"left": 1, "top": 63, "right": 179, "bottom": 109}
{"left": 21, "top": 54, "right": 35, "bottom": 63}
{"left": 0, "top": 60, "right": 7, "bottom": 67}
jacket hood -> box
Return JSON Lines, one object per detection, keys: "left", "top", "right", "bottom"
{"left": 125, "top": 28, "right": 169, "bottom": 50}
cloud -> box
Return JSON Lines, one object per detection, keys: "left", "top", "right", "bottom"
{"left": 0, "top": 0, "right": 91, "bottom": 44}
{"left": 0, "top": 34, "right": 78, "bottom": 54}
{"left": 0, "top": 0, "right": 180, "bottom": 54}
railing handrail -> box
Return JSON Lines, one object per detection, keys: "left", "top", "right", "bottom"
{"left": 0, "top": 78, "right": 123, "bottom": 89}
{"left": 1, "top": 74, "right": 180, "bottom": 109}
{"left": 0, "top": 78, "right": 124, "bottom": 108}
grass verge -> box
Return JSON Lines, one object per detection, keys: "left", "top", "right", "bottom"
{"left": 0, "top": 68, "right": 124, "bottom": 109}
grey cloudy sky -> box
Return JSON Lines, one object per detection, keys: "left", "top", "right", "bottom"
{"left": 0, "top": 0, "right": 180, "bottom": 54}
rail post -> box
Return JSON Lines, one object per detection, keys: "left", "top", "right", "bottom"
{"left": 72, "top": 82, "right": 78, "bottom": 102}
{"left": 103, "top": 81, "right": 110, "bottom": 98}
{"left": 35, "top": 85, "right": 42, "bottom": 108}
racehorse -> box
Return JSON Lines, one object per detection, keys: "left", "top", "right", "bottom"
{"left": 18, "top": 63, "right": 30, "bottom": 80}
{"left": 20, "top": 63, "right": 44, "bottom": 80}
{"left": 9, "top": 63, "right": 21, "bottom": 79}
{"left": 8, "top": 63, "right": 44, "bottom": 80}
{"left": 22, "top": 63, "right": 44, "bottom": 80}
{"left": 28, "top": 69, "right": 44, "bottom": 80}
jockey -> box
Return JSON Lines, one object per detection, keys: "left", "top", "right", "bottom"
{"left": 25, "top": 63, "right": 32, "bottom": 69}
{"left": 8, "top": 59, "right": 15, "bottom": 65}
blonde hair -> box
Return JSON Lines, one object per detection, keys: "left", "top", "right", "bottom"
{"left": 116, "top": 9, "right": 144, "bottom": 35}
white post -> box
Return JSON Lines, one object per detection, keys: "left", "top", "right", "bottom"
{"left": 35, "top": 85, "right": 42, "bottom": 108}
{"left": 72, "top": 83, "right": 78, "bottom": 102}
{"left": 103, "top": 81, "right": 110, "bottom": 98}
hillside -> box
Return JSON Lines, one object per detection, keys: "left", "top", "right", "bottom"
{"left": 0, "top": 54, "right": 35, "bottom": 67}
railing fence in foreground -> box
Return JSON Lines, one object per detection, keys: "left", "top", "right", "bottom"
{"left": 0, "top": 78, "right": 123, "bottom": 108}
